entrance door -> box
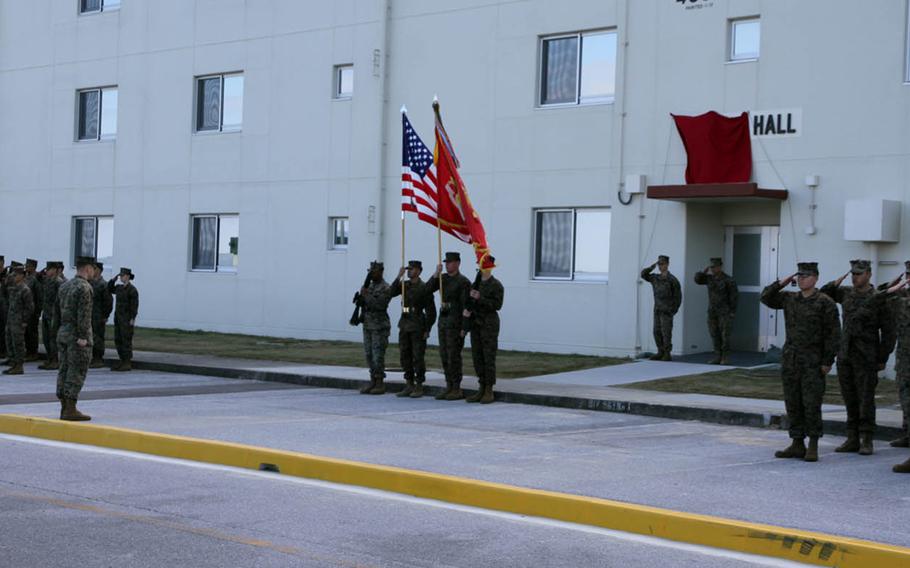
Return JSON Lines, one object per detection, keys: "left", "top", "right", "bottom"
{"left": 724, "top": 226, "right": 780, "bottom": 352}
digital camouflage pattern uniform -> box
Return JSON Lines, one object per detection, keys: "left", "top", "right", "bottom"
{"left": 41, "top": 269, "right": 66, "bottom": 365}
{"left": 6, "top": 277, "right": 34, "bottom": 367}
{"left": 56, "top": 275, "right": 93, "bottom": 401}
{"left": 390, "top": 276, "right": 436, "bottom": 386}
{"left": 109, "top": 278, "right": 139, "bottom": 364}
{"left": 886, "top": 288, "right": 910, "bottom": 443}
{"left": 469, "top": 274, "right": 504, "bottom": 388}
{"left": 91, "top": 274, "right": 113, "bottom": 364}
{"left": 820, "top": 278, "right": 895, "bottom": 438}
{"left": 24, "top": 268, "right": 42, "bottom": 357}
{"left": 694, "top": 268, "right": 739, "bottom": 360}
{"left": 761, "top": 279, "right": 840, "bottom": 440}
{"left": 641, "top": 264, "right": 682, "bottom": 358}
{"left": 361, "top": 278, "right": 392, "bottom": 381}
{"left": 0, "top": 266, "right": 8, "bottom": 359}
{"left": 427, "top": 271, "right": 471, "bottom": 392}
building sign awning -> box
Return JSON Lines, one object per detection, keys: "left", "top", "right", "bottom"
{"left": 646, "top": 182, "right": 788, "bottom": 203}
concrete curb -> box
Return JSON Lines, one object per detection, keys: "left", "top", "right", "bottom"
{"left": 121, "top": 358, "right": 903, "bottom": 441}
{"left": 1, "top": 413, "right": 907, "bottom": 568}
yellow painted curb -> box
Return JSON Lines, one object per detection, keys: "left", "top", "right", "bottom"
{"left": 1, "top": 413, "right": 907, "bottom": 567}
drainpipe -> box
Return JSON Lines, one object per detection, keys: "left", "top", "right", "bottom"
{"left": 374, "top": 0, "right": 392, "bottom": 261}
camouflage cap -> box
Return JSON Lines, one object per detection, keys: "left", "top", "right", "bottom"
{"left": 25, "top": 258, "right": 37, "bottom": 268}
{"left": 657, "top": 255, "right": 670, "bottom": 263}
{"left": 850, "top": 259, "right": 871, "bottom": 274}
{"left": 710, "top": 257, "right": 723, "bottom": 267}
{"left": 10, "top": 265, "right": 25, "bottom": 275}
{"left": 797, "top": 262, "right": 819, "bottom": 276}
{"left": 75, "top": 256, "right": 97, "bottom": 268}
{"left": 369, "top": 261, "right": 384, "bottom": 271}
{"left": 10, "top": 261, "right": 23, "bottom": 268}
{"left": 904, "top": 260, "right": 910, "bottom": 273}
{"left": 51, "top": 261, "right": 65, "bottom": 270}
{"left": 407, "top": 260, "right": 422, "bottom": 269}
{"left": 119, "top": 267, "right": 135, "bottom": 280}
{"left": 96, "top": 261, "right": 104, "bottom": 271}
{"left": 0, "top": 255, "right": 4, "bottom": 263}
{"left": 43, "top": 261, "right": 56, "bottom": 270}
{"left": 444, "top": 252, "right": 461, "bottom": 262}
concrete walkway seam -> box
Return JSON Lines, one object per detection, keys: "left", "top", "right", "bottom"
{"left": 1, "top": 414, "right": 907, "bottom": 568}
{"left": 122, "top": 358, "right": 903, "bottom": 441}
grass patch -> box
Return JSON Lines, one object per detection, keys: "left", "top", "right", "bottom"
{"left": 110, "top": 326, "right": 628, "bottom": 379}
{"left": 619, "top": 367, "right": 900, "bottom": 406}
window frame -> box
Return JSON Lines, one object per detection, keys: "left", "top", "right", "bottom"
{"left": 189, "top": 213, "right": 239, "bottom": 273}
{"left": 531, "top": 207, "right": 611, "bottom": 282}
{"left": 537, "top": 28, "right": 617, "bottom": 108}
{"left": 71, "top": 215, "right": 114, "bottom": 267}
{"left": 905, "top": 1, "right": 910, "bottom": 83}
{"left": 328, "top": 217, "right": 350, "bottom": 250}
{"left": 75, "top": 86, "right": 118, "bottom": 142}
{"left": 79, "top": 0, "right": 120, "bottom": 15}
{"left": 334, "top": 64, "right": 354, "bottom": 99}
{"left": 194, "top": 72, "right": 244, "bottom": 134}
{"left": 728, "top": 16, "right": 761, "bottom": 62}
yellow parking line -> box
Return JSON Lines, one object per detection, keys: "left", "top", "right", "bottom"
{"left": 1, "top": 413, "right": 906, "bottom": 568}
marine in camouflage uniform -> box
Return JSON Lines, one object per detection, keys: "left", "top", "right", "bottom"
{"left": 38, "top": 261, "right": 67, "bottom": 370}
{"left": 465, "top": 258, "right": 504, "bottom": 405}
{"left": 108, "top": 267, "right": 139, "bottom": 371}
{"left": 389, "top": 261, "right": 437, "bottom": 399}
{"left": 23, "top": 258, "right": 42, "bottom": 361}
{"left": 820, "top": 259, "right": 895, "bottom": 455}
{"left": 641, "top": 255, "right": 682, "bottom": 361}
{"left": 56, "top": 256, "right": 95, "bottom": 421}
{"left": 761, "top": 262, "right": 840, "bottom": 462}
{"left": 90, "top": 262, "right": 113, "bottom": 368}
{"left": 427, "top": 251, "right": 472, "bottom": 400}
{"left": 2, "top": 261, "right": 23, "bottom": 362}
{"left": 4, "top": 266, "right": 34, "bottom": 375}
{"left": 882, "top": 263, "right": 910, "bottom": 472}
{"left": 0, "top": 256, "right": 7, "bottom": 360}
{"left": 694, "top": 258, "right": 739, "bottom": 365}
{"left": 359, "top": 261, "right": 392, "bottom": 394}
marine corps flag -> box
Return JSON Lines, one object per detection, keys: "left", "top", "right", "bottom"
{"left": 432, "top": 100, "right": 495, "bottom": 269}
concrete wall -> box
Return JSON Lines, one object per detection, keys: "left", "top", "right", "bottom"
{"left": 2, "top": 0, "right": 910, "bottom": 356}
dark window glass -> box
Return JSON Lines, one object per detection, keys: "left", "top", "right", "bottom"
{"left": 192, "top": 216, "right": 217, "bottom": 270}
{"left": 81, "top": 0, "right": 102, "bottom": 13}
{"left": 541, "top": 37, "right": 578, "bottom": 105}
{"left": 196, "top": 77, "right": 222, "bottom": 131}
{"left": 74, "top": 218, "right": 97, "bottom": 260}
{"left": 78, "top": 90, "right": 100, "bottom": 140}
{"left": 535, "top": 211, "right": 573, "bottom": 277}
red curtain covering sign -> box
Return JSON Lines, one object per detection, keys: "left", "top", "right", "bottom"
{"left": 671, "top": 111, "right": 752, "bottom": 184}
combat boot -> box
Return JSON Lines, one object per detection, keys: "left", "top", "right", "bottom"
{"left": 409, "top": 383, "right": 424, "bottom": 398}
{"left": 3, "top": 363, "right": 23, "bottom": 375}
{"left": 774, "top": 438, "right": 806, "bottom": 459}
{"left": 835, "top": 432, "right": 860, "bottom": 453}
{"left": 660, "top": 352, "right": 672, "bottom": 362}
{"left": 44, "top": 359, "right": 59, "bottom": 371}
{"left": 889, "top": 436, "right": 909, "bottom": 448}
{"left": 719, "top": 352, "right": 729, "bottom": 365}
{"left": 113, "top": 360, "right": 132, "bottom": 372}
{"left": 37, "top": 360, "right": 51, "bottom": 370}
{"left": 60, "top": 399, "right": 91, "bottom": 421}
{"left": 858, "top": 432, "right": 874, "bottom": 455}
{"left": 465, "top": 385, "right": 484, "bottom": 403}
{"left": 893, "top": 457, "right": 910, "bottom": 473}
{"left": 445, "top": 381, "right": 465, "bottom": 400}
{"left": 708, "top": 352, "right": 722, "bottom": 365}
{"left": 24, "top": 353, "right": 39, "bottom": 362}
{"left": 804, "top": 437, "right": 819, "bottom": 462}
{"left": 479, "top": 385, "right": 495, "bottom": 404}
{"left": 369, "top": 378, "right": 386, "bottom": 395}
{"left": 89, "top": 357, "right": 105, "bottom": 369}
{"left": 396, "top": 380, "right": 415, "bottom": 398}
{"left": 648, "top": 352, "right": 663, "bottom": 361}
{"left": 435, "top": 382, "right": 453, "bottom": 400}
{"left": 360, "top": 376, "right": 377, "bottom": 394}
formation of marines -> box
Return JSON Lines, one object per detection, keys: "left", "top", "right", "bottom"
{"left": 0, "top": 255, "right": 140, "bottom": 420}
{"left": 353, "top": 251, "right": 503, "bottom": 404}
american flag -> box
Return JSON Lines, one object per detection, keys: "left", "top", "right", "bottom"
{"left": 401, "top": 112, "right": 468, "bottom": 241}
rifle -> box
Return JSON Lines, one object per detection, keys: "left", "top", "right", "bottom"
{"left": 349, "top": 271, "right": 373, "bottom": 326}
{"left": 462, "top": 270, "right": 483, "bottom": 334}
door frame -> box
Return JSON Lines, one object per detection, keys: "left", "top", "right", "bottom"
{"left": 724, "top": 225, "right": 780, "bottom": 352}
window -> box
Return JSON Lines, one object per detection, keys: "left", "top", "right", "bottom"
{"left": 533, "top": 208, "right": 610, "bottom": 281}
{"left": 329, "top": 217, "right": 349, "bottom": 250}
{"left": 77, "top": 87, "right": 118, "bottom": 141}
{"left": 539, "top": 30, "right": 617, "bottom": 106}
{"left": 729, "top": 17, "right": 760, "bottom": 61}
{"left": 191, "top": 214, "right": 239, "bottom": 272}
{"left": 906, "top": 3, "right": 910, "bottom": 82}
{"left": 334, "top": 65, "right": 353, "bottom": 98}
{"left": 80, "top": 0, "right": 120, "bottom": 14}
{"left": 73, "top": 216, "right": 114, "bottom": 266}
{"left": 195, "top": 73, "right": 244, "bottom": 133}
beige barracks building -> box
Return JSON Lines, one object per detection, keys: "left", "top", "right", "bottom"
{"left": 2, "top": 0, "right": 910, "bottom": 358}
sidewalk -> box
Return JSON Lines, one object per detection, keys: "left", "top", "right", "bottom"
{"left": 118, "top": 350, "right": 904, "bottom": 440}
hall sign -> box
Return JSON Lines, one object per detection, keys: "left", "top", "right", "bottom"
{"left": 675, "top": 0, "right": 715, "bottom": 9}
{"left": 749, "top": 108, "right": 802, "bottom": 138}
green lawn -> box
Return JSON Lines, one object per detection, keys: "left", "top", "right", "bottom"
{"left": 111, "top": 326, "right": 628, "bottom": 379}
{"left": 619, "top": 367, "right": 900, "bottom": 406}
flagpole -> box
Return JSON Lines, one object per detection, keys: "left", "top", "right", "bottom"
{"left": 401, "top": 210, "right": 407, "bottom": 311}
{"left": 437, "top": 220, "right": 444, "bottom": 304}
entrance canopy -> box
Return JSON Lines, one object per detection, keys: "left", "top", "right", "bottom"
{"left": 646, "top": 182, "right": 788, "bottom": 203}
